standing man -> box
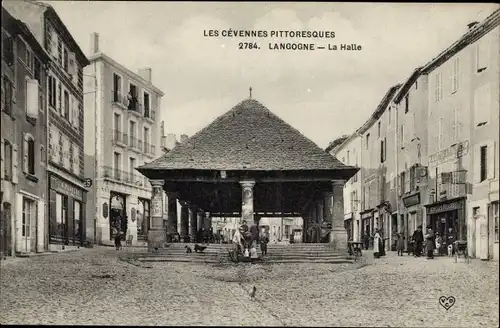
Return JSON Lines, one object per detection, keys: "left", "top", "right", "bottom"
{"left": 412, "top": 225, "right": 424, "bottom": 257}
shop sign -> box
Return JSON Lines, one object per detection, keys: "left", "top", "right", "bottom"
{"left": 427, "top": 201, "right": 462, "bottom": 215}
{"left": 103, "top": 203, "right": 109, "bottom": 218}
{"left": 429, "top": 140, "right": 469, "bottom": 167}
{"left": 50, "top": 175, "right": 83, "bottom": 200}
{"left": 403, "top": 193, "right": 420, "bottom": 208}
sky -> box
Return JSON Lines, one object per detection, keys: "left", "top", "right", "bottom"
{"left": 45, "top": 1, "right": 499, "bottom": 148}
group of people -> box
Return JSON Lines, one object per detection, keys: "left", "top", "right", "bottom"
{"left": 395, "top": 225, "right": 456, "bottom": 259}
{"left": 231, "top": 221, "right": 270, "bottom": 262}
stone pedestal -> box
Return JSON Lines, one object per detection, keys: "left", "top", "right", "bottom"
{"left": 328, "top": 180, "right": 348, "bottom": 251}
{"left": 148, "top": 179, "right": 165, "bottom": 251}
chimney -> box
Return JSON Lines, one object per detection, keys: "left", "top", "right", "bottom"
{"left": 138, "top": 68, "right": 152, "bottom": 83}
{"left": 180, "top": 134, "right": 189, "bottom": 143}
{"left": 90, "top": 32, "right": 99, "bottom": 54}
{"left": 165, "top": 133, "right": 177, "bottom": 150}
{"left": 467, "top": 21, "right": 479, "bottom": 30}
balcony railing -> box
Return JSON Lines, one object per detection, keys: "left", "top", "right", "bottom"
{"left": 436, "top": 170, "right": 468, "bottom": 200}
{"left": 102, "top": 166, "right": 144, "bottom": 187}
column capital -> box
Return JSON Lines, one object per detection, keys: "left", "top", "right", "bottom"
{"left": 149, "top": 179, "right": 164, "bottom": 187}
{"left": 332, "top": 179, "right": 346, "bottom": 186}
{"left": 240, "top": 180, "right": 255, "bottom": 188}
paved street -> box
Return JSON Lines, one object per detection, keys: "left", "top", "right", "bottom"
{"left": 0, "top": 248, "right": 498, "bottom": 327}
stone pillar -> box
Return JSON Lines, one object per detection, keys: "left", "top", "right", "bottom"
{"left": 204, "top": 212, "right": 211, "bottom": 230}
{"left": 148, "top": 179, "right": 165, "bottom": 251}
{"left": 316, "top": 200, "right": 324, "bottom": 224}
{"left": 196, "top": 209, "right": 203, "bottom": 231}
{"left": 240, "top": 180, "right": 256, "bottom": 227}
{"left": 166, "top": 192, "right": 178, "bottom": 241}
{"left": 329, "top": 180, "right": 348, "bottom": 252}
{"left": 180, "top": 201, "right": 189, "bottom": 242}
{"left": 189, "top": 206, "right": 197, "bottom": 241}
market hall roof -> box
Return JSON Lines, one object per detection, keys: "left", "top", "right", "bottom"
{"left": 138, "top": 98, "right": 358, "bottom": 175}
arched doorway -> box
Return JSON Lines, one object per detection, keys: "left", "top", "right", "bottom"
{"left": 137, "top": 198, "right": 150, "bottom": 242}
{"left": 109, "top": 192, "right": 127, "bottom": 240}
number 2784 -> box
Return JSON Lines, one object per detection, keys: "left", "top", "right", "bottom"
{"left": 239, "top": 42, "right": 259, "bottom": 50}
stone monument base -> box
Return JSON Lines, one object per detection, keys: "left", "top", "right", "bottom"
{"left": 148, "top": 229, "right": 166, "bottom": 252}
{"left": 329, "top": 228, "right": 348, "bottom": 252}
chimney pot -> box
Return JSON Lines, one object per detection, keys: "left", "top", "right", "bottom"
{"left": 180, "top": 134, "right": 189, "bottom": 143}
{"left": 138, "top": 68, "right": 152, "bottom": 83}
{"left": 165, "top": 133, "right": 177, "bottom": 150}
{"left": 90, "top": 32, "right": 99, "bottom": 54}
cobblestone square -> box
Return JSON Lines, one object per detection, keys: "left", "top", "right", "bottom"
{"left": 0, "top": 248, "right": 498, "bottom": 327}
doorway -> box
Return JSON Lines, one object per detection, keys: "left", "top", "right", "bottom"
{"left": 21, "top": 197, "right": 37, "bottom": 253}
{"left": 1, "top": 202, "right": 12, "bottom": 258}
{"left": 109, "top": 192, "right": 127, "bottom": 240}
{"left": 137, "top": 198, "right": 150, "bottom": 242}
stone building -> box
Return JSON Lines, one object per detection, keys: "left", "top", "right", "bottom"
{"left": 422, "top": 11, "right": 499, "bottom": 260}
{"left": 347, "top": 85, "right": 399, "bottom": 249}
{"left": 83, "top": 32, "right": 164, "bottom": 246}
{"left": 326, "top": 9, "right": 500, "bottom": 260}
{"left": 393, "top": 68, "right": 430, "bottom": 250}
{"left": 3, "top": 0, "right": 90, "bottom": 251}
{"left": 1, "top": 6, "right": 51, "bottom": 256}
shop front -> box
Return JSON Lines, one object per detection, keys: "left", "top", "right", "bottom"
{"left": 360, "top": 210, "right": 372, "bottom": 248}
{"left": 344, "top": 213, "right": 353, "bottom": 241}
{"left": 402, "top": 192, "right": 423, "bottom": 249}
{"left": 425, "top": 196, "right": 466, "bottom": 245}
{"left": 48, "top": 174, "right": 86, "bottom": 247}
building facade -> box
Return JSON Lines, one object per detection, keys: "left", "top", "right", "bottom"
{"left": 326, "top": 9, "right": 500, "bottom": 260}
{"left": 3, "top": 0, "right": 90, "bottom": 251}
{"left": 1, "top": 6, "right": 51, "bottom": 256}
{"left": 83, "top": 33, "right": 164, "bottom": 246}
{"left": 422, "top": 13, "right": 499, "bottom": 260}
{"left": 327, "top": 134, "right": 363, "bottom": 242}
{"left": 394, "top": 70, "right": 430, "bottom": 251}
{"left": 466, "top": 20, "right": 499, "bottom": 261}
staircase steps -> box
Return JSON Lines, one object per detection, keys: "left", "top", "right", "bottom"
{"left": 132, "top": 243, "right": 352, "bottom": 264}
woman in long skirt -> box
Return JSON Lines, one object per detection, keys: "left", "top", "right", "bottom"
{"left": 373, "top": 229, "right": 381, "bottom": 258}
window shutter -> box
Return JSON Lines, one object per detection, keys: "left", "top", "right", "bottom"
{"left": 487, "top": 141, "right": 495, "bottom": 180}
{"left": 72, "top": 98, "right": 79, "bottom": 128}
{"left": 50, "top": 32, "right": 58, "bottom": 58}
{"left": 69, "top": 95, "right": 73, "bottom": 125}
{"left": 474, "top": 145, "right": 481, "bottom": 183}
{"left": 12, "top": 144, "right": 18, "bottom": 184}
{"left": 67, "top": 52, "right": 76, "bottom": 75}
{"left": 23, "top": 134, "right": 29, "bottom": 173}
{"left": 26, "top": 78, "right": 39, "bottom": 119}
{"left": 0, "top": 138, "right": 4, "bottom": 180}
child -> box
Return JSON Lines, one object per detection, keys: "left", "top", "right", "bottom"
{"left": 113, "top": 227, "right": 122, "bottom": 250}
{"left": 435, "top": 233, "right": 443, "bottom": 256}
{"left": 396, "top": 233, "right": 405, "bottom": 256}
